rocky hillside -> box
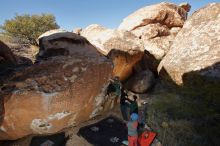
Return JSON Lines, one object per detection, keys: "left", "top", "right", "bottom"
{"left": 0, "top": 2, "right": 219, "bottom": 146}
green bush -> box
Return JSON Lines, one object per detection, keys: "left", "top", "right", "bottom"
{"left": 0, "top": 14, "right": 59, "bottom": 45}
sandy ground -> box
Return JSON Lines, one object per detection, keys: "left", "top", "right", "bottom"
{"left": 65, "top": 104, "right": 123, "bottom": 146}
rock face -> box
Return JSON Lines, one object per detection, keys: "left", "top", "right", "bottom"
{"left": 7, "top": 43, "right": 38, "bottom": 63}
{"left": 108, "top": 49, "right": 144, "bottom": 81}
{"left": 80, "top": 24, "right": 110, "bottom": 55}
{"left": 158, "top": 3, "right": 220, "bottom": 84}
{"left": 124, "top": 69, "right": 155, "bottom": 93}
{"left": 0, "top": 31, "right": 114, "bottom": 140}
{"left": 0, "top": 41, "right": 17, "bottom": 85}
{"left": 37, "top": 29, "right": 97, "bottom": 58}
{"left": 0, "top": 41, "right": 33, "bottom": 86}
{"left": 0, "top": 40, "right": 17, "bottom": 66}
{"left": 118, "top": 2, "right": 189, "bottom": 60}
{"left": 118, "top": 2, "right": 187, "bottom": 31}
{"left": 81, "top": 24, "right": 143, "bottom": 55}
{"left": 81, "top": 24, "right": 144, "bottom": 81}
{"left": 179, "top": 2, "right": 191, "bottom": 12}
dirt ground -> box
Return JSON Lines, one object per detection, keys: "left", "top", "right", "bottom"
{"left": 65, "top": 104, "right": 123, "bottom": 146}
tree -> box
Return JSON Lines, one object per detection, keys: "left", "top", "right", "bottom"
{"left": 0, "top": 13, "right": 59, "bottom": 45}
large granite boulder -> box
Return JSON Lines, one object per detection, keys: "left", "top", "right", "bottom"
{"left": 37, "top": 29, "right": 98, "bottom": 59}
{"left": 81, "top": 24, "right": 143, "bottom": 55}
{"left": 158, "top": 3, "right": 220, "bottom": 85}
{"left": 118, "top": 2, "right": 189, "bottom": 60}
{"left": 80, "top": 24, "right": 106, "bottom": 41}
{"left": 118, "top": 2, "right": 188, "bottom": 31}
{"left": 0, "top": 31, "right": 114, "bottom": 140}
{"left": 0, "top": 41, "right": 17, "bottom": 84}
{"left": 0, "top": 40, "right": 17, "bottom": 67}
{"left": 6, "top": 43, "right": 38, "bottom": 63}
{"left": 81, "top": 24, "right": 144, "bottom": 81}
{"left": 124, "top": 69, "right": 155, "bottom": 93}
{"left": 108, "top": 49, "right": 144, "bottom": 81}
{"left": 0, "top": 41, "right": 34, "bottom": 86}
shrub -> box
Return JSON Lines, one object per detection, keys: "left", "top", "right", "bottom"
{"left": 0, "top": 14, "right": 59, "bottom": 45}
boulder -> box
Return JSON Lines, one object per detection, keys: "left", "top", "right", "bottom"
{"left": 0, "top": 40, "right": 17, "bottom": 66}
{"left": 118, "top": 2, "right": 188, "bottom": 31}
{"left": 80, "top": 24, "right": 109, "bottom": 55}
{"left": 7, "top": 43, "right": 38, "bottom": 63}
{"left": 0, "top": 41, "right": 17, "bottom": 84}
{"left": 158, "top": 3, "right": 220, "bottom": 85}
{"left": 0, "top": 41, "right": 33, "bottom": 85}
{"left": 118, "top": 2, "right": 189, "bottom": 60}
{"left": 124, "top": 69, "right": 155, "bottom": 93}
{"left": 81, "top": 24, "right": 144, "bottom": 81}
{"left": 0, "top": 32, "right": 114, "bottom": 140}
{"left": 37, "top": 30, "right": 97, "bottom": 59}
{"left": 81, "top": 24, "right": 143, "bottom": 55}
{"left": 80, "top": 24, "right": 106, "bottom": 41}
{"left": 138, "top": 26, "right": 181, "bottom": 59}
{"left": 108, "top": 49, "right": 144, "bottom": 81}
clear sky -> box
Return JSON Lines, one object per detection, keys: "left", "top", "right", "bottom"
{"left": 0, "top": 0, "right": 219, "bottom": 31}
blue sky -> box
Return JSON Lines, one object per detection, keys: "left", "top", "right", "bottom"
{"left": 0, "top": 0, "right": 219, "bottom": 31}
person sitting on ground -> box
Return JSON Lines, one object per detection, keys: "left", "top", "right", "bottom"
{"left": 120, "top": 88, "right": 129, "bottom": 121}
{"left": 127, "top": 113, "right": 139, "bottom": 146}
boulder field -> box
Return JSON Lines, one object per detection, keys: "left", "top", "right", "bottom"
{"left": 0, "top": 2, "right": 219, "bottom": 144}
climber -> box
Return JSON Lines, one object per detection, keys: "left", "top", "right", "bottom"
{"left": 127, "top": 113, "right": 139, "bottom": 146}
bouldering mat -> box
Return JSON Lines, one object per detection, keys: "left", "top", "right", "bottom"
{"left": 78, "top": 116, "right": 128, "bottom": 146}
{"left": 30, "top": 132, "right": 68, "bottom": 146}
{"left": 138, "top": 131, "right": 156, "bottom": 146}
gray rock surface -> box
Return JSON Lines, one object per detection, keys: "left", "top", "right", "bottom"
{"left": 158, "top": 3, "right": 220, "bottom": 84}
{"left": 125, "top": 69, "right": 155, "bottom": 93}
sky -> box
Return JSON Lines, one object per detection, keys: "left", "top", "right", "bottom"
{"left": 0, "top": 0, "right": 219, "bottom": 31}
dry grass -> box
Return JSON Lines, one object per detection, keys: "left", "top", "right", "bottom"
{"left": 146, "top": 80, "right": 220, "bottom": 146}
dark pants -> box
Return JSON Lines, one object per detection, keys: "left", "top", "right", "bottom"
{"left": 120, "top": 104, "right": 128, "bottom": 121}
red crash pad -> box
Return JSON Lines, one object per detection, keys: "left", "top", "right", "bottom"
{"left": 138, "top": 131, "right": 156, "bottom": 146}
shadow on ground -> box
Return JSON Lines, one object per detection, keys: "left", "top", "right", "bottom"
{"left": 147, "top": 62, "right": 220, "bottom": 146}
{"left": 30, "top": 132, "right": 68, "bottom": 146}
{"left": 78, "top": 116, "right": 127, "bottom": 146}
